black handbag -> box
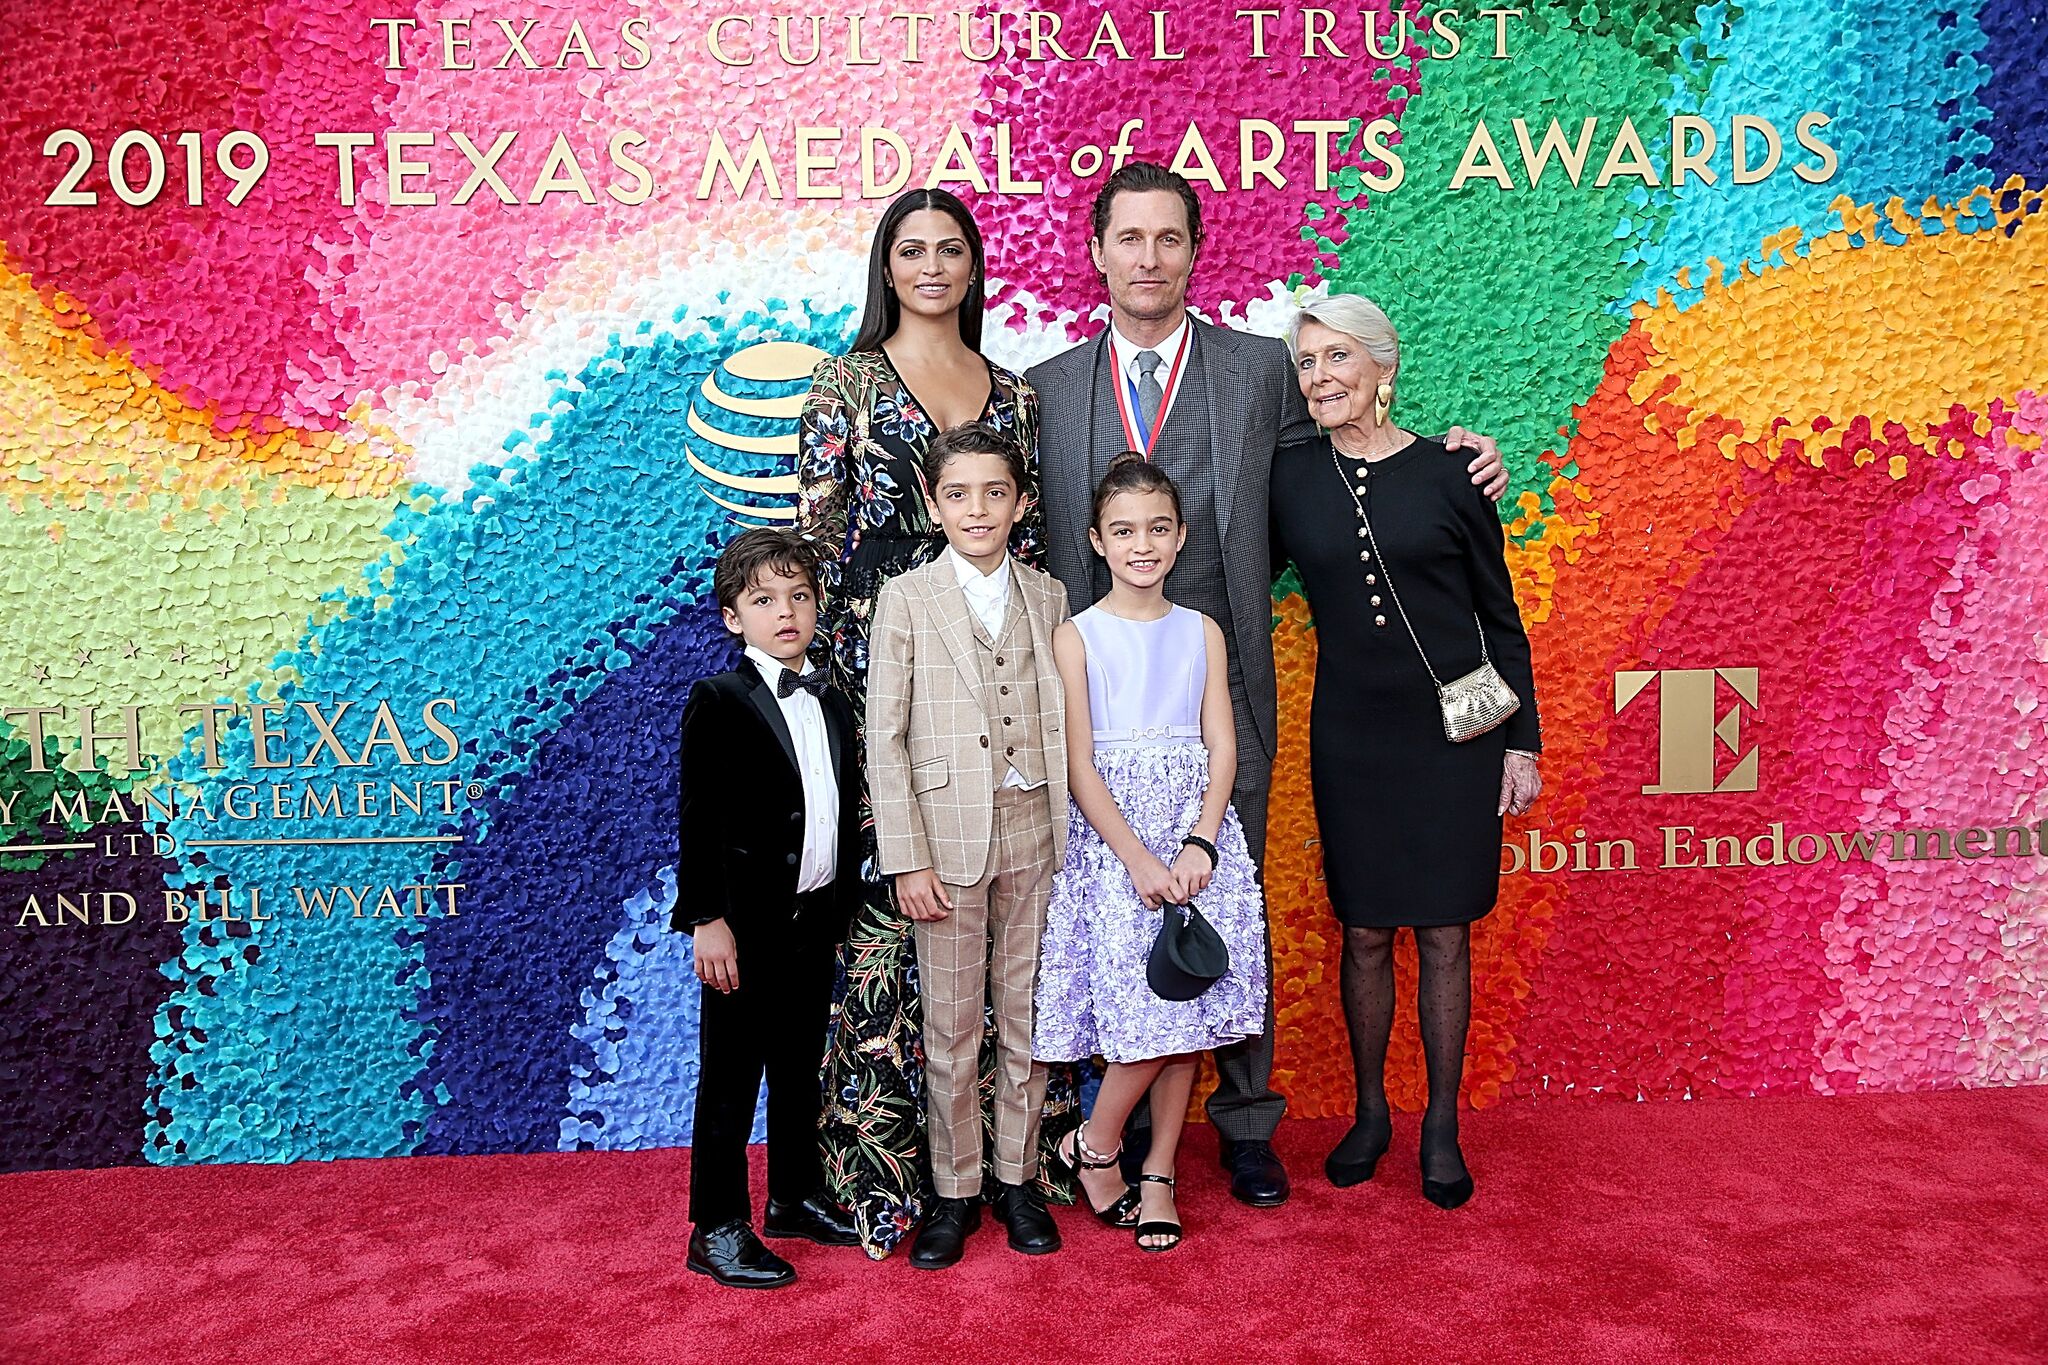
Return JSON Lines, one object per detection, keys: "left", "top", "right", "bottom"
{"left": 1146, "top": 900, "right": 1230, "bottom": 1002}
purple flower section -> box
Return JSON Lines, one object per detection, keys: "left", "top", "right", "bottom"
{"left": 0, "top": 828, "right": 183, "bottom": 1172}
{"left": 408, "top": 586, "right": 737, "bottom": 1155}
{"left": 1976, "top": 0, "right": 2048, "bottom": 184}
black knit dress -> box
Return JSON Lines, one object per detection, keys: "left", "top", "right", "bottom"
{"left": 1271, "top": 434, "right": 1541, "bottom": 928}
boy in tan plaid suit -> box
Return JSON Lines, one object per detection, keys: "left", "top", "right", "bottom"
{"left": 867, "top": 424, "right": 1070, "bottom": 1270}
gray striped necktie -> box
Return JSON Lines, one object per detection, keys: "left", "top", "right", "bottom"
{"left": 1134, "top": 349, "right": 1165, "bottom": 437}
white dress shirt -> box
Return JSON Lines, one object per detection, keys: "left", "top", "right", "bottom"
{"left": 946, "top": 548, "right": 1035, "bottom": 791}
{"left": 1108, "top": 312, "right": 1191, "bottom": 439}
{"left": 745, "top": 646, "right": 839, "bottom": 893}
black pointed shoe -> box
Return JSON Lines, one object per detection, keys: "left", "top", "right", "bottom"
{"left": 686, "top": 1220, "right": 796, "bottom": 1289}
{"left": 763, "top": 1193, "right": 860, "bottom": 1246}
{"left": 1422, "top": 1168, "right": 1476, "bottom": 1210}
{"left": 989, "top": 1181, "right": 1062, "bottom": 1255}
{"left": 908, "top": 1196, "right": 982, "bottom": 1270}
{"left": 1218, "top": 1138, "right": 1291, "bottom": 1208}
{"left": 1420, "top": 1116, "right": 1475, "bottom": 1210}
{"left": 1324, "top": 1112, "right": 1394, "bottom": 1189}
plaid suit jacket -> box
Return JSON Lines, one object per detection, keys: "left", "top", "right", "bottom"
{"left": 1026, "top": 316, "right": 1317, "bottom": 763}
{"left": 867, "top": 555, "right": 1070, "bottom": 885}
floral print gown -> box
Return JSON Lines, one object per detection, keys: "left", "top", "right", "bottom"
{"left": 798, "top": 347, "right": 1079, "bottom": 1257}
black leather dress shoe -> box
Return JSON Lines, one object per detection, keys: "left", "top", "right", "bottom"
{"left": 686, "top": 1220, "right": 795, "bottom": 1289}
{"left": 1219, "top": 1139, "right": 1292, "bottom": 1207}
{"left": 908, "top": 1196, "right": 982, "bottom": 1270}
{"left": 988, "top": 1181, "right": 1062, "bottom": 1255}
{"left": 763, "top": 1193, "right": 860, "bottom": 1246}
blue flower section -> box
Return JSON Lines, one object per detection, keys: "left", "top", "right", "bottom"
{"left": 150, "top": 297, "right": 854, "bottom": 1164}
{"left": 1630, "top": 0, "right": 1997, "bottom": 312}
{"left": 411, "top": 593, "right": 735, "bottom": 1154}
{"left": 1977, "top": 0, "right": 2048, "bottom": 184}
{"left": 559, "top": 868, "right": 767, "bottom": 1151}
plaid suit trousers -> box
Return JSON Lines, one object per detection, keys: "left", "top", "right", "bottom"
{"left": 912, "top": 785, "right": 1056, "bottom": 1196}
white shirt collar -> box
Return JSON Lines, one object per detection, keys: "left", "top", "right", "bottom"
{"left": 1108, "top": 312, "right": 1191, "bottom": 383}
{"left": 744, "top": 644, "right": 809, "bottom": 690}
{"left": 947, "top": 545, "right": 1012, "bottom": 596}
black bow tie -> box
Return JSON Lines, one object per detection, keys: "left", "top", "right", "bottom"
{"left": 777, "top": 666, "right": 830, "bottom": 700}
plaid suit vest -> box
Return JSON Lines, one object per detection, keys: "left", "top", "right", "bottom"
{"left": 973, "top": 596, "right": 1047, "bottom": 791}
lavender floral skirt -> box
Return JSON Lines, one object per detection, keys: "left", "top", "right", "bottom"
{"left": 1034, "top": 741, "right": 1269, "bottom": 1064}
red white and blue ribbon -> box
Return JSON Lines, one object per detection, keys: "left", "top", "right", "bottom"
{"left": 1112, "top": 335, "right": 1190, "bottom": 456}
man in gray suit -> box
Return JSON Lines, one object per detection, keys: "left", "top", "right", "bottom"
{"left": 1027, "top": 162, "right": 1507, "bottom": 1207}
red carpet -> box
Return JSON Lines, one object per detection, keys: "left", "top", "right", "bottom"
{"left": 3, "top": 1090, "right": 2044, "bottom": 1364}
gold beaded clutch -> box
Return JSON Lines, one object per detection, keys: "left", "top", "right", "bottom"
{"left": 1434, "top": 650, "right": 1523, "bottom": 744}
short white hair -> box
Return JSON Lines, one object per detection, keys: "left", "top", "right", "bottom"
{"left": 1288, "top": 292, "right": 1400, "bottom": 376}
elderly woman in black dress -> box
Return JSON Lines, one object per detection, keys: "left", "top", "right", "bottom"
{"left": 1270, "top": 292, "right": 1542, "bottom": 1209}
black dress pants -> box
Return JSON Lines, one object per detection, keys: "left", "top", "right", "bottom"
{"left": 688, "top": 915, "right": 836, "bottom": 1227}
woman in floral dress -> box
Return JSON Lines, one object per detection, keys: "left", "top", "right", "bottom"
{"left": 798, "top": 188, "right": 1078, "bottom": 1257}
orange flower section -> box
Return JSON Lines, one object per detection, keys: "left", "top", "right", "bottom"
{"left": 1632, "top": 181, "right": 2048, "bottom": 465}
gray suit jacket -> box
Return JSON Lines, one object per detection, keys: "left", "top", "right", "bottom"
{"left": 1027, "top": 317, "right": 1316, "bottom": 761}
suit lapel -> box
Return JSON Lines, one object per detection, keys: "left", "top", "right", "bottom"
{"left": 1058, "top": 333, "right": 1113, "bottom": 572}
{"left": 1199, "top": 321, "right": 1248, "bottom": 542}
{"left": 743, "top": 665, "right": 799, "bottom": 774}
{"left": 928, "top": 566, "right": 991, "bottom": 707}
{"left": 822, "top": 692, "right": 851, "bottom": 791}
{"left": 1019, "top": 574, "right": 1055, "bottom": 697}
{"left": 1018, "top": 574, "right": 1067, "bottom": 791}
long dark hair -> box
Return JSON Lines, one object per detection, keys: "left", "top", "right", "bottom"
{"left": 849, "top": 188, "right": 986, "bottom": 354}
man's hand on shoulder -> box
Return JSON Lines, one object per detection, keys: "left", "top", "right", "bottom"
{"left": 1445, "top": 426, "right": 1509, "bottom": 502}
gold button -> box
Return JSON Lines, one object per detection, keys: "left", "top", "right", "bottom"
{"left": 1366, "top": 574, "right": 1377, "bottom": 585}
{"left": 1358, "top": 549, "right": 1370, "bottom": 562}
{"left": 1375, "top": 615, "right": 1387, "bottom": 627}
{"left": 1371, "top": 596, "right": 1381, "bottom": 606}
{"left": 1354, "top": 484, "right": 1368, "bottom": 495}
{"left": 1356, "top": 527, "right": 1368, "bottom": 539}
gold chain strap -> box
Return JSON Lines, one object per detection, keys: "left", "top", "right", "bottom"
{"left": 1328, "top": 443, "right": 1489, "bottom": 688}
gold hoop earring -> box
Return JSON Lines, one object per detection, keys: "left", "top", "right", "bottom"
{"left": 1373, "top": 381, "right": 1393, "bottom": 426}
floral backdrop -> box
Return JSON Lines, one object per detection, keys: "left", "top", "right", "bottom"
{"left": 1, "top": 0, "right": 2043, "bottom": 1172}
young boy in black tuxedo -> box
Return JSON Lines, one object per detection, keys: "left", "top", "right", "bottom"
{"left": 676, "top": 527, "right": 862, "bottom": 1289}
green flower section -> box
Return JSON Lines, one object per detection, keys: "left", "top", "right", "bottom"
{"left": 1318, "top": 5, "right": 1687, "bottom": 517}
{"left": 0, "top": 487, "right": 404, "bottom": 755}
{"left": 0, "top": 729, "right": 136, "bottom": 873}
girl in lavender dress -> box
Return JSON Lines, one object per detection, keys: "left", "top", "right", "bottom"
{"left": 1035, "top": 453, "right": 1269, "bottom": 1253}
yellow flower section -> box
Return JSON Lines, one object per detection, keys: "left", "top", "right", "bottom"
{"left": 0, "top": 268, "right": 412, "bottom": 513}
{"left": 1631, "top": 180, "right": 2048, "bottom": 466}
